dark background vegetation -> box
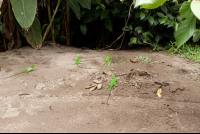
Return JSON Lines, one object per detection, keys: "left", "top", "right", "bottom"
{"left": 0, "top": 0, "right": 199, "bottom": 52}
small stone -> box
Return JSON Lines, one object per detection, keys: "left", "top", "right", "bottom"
{"left": 102, "top": 71, "right": 112, "bottom": 76}
{"left": 90, "top": 86, "right": 97, "bottom": 91}
{"left": 35, "top": 83, "right": 46, "bottom": 90}
{"left": 93, "top": 80, "right": 101, "bottom": 84}
{"left": 97, "top": 84, "right": 103, "bottom": 90}
{"left": 58, "top": 79, "right": 64, "bottom": 82}
{"left": 100, "top": 101, "right": 106, "bottom": 104}
{"left": 97, "top": 76, "right": 102, "bottom": 79}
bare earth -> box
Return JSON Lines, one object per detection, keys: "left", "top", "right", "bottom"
{"left": 0, "top": 45, "right": 200, "bottom": 133}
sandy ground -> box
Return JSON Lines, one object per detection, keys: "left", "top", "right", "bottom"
{"left": 0, "top": 45, "right": 200, "bottom": 133}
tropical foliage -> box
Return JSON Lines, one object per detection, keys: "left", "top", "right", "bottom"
{"left": 0, "top": 0, "right": 199, "bottom": 52}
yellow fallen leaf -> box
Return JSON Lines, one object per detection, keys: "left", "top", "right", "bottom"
{"left": 157, "top": 88, "right": 162, "bottom": 98}
{"left": 53, "top": 57, "right": 56, "bottom": 58}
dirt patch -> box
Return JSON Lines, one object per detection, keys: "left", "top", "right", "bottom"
{"left": 0, "top": 45, "right": 200, "bottom": 132}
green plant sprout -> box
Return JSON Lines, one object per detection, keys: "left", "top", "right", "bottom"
{"left": 7, "top": 64, "right": 35, "bottom": 78}
{"left": 135, "top": 56, "right": 155, "bottom": 65}
{"left": 107, "top": 75, "right": 117, "bottom": 103}
{"left": 193, "top": 64, "right": 200, "bottom": 69}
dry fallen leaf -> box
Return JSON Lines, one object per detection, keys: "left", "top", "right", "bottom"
{"left": 108, "top": 49, "right": 113, "bottom": 51}
{"left": 130, "top": 59, "right": 138, "bottom": 63}
{"left": 157, "top": 88, "right": 162, "bottom": 98}
{"left": 2, "top": 53, "right": 10, "bottom": 56}
{"left": 85, "top": 85, "right": 96, "bottom": 89}
{"left": 93, "top": 80, "right": 101, "bottom": 84}
{"left": 90, "top": 86, "right": 97, "bottom": 91}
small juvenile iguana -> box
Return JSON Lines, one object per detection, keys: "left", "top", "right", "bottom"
{"left": 107, "top": 75, "right": 117, "bottom": 103}
{"left": 102, "top": 54, "right": 111, "bottom": 66}
{"left": 6, "top": 64, "right": 35, "bottom": 78}
{"left": 74, "top": 56, "right": 90, "bottom": 69}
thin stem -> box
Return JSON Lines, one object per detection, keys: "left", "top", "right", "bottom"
{"left": 47, "top": 0, "right": 55, "bottom": 42}
{"left": 65, "top": 1, "right": 70, "bottom": 46}
{"left": 100, "top": 0, "right": 135, "bottom": 50}
{"left": 42, "top": 0, "right": 62, "bottom": 43}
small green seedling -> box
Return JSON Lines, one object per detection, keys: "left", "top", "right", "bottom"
{"left": 107, "top": 75, "right": 117, "bottom": 103}
{"left": 102, "top": 54, "right": 111, "bottom": 66}
{"left": 135, "top": 56, "right": 155, "bottom": 65}
{"left": 7, "top": 64, "right": 35, "bottom": 78}
{"left": 74, "top": 56, "right": 90, "bottom": 69}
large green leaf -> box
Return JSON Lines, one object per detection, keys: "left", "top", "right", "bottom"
{"left": 135, "top": 0, "right": 157, "bottom": 8}
{"left": 193, "top": 30, "right": 200, "bottom": 42}
{"left": 66, "top": 0, "right": 81, "bottom": 19}
{"left": 10, "top": 0, "right": 37, "bottom": 29}
{"left": 24, "top": 17, "right": 42, "bottom": 48}
{"left": 78, "top": 0, "right": 91, "bottom": 9}
{"left": 179, "top": 2, "right": 193, "bottom": 21}
{"left": 191, "top": 0, "right": 200, "bottom": 20}
{"left": 175, "top": 15, "right": 196, "bottom": 48}
{"left": 139, "top": 0, "right": 167, "bottom": 9}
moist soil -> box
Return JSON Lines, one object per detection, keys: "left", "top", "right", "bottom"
{"left": 0, "top": 45, "right": 200, "bottom": 133}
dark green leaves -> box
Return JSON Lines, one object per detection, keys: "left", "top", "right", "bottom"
{"left": 135, "top": 26, "right": 143, "bottom": 34}
{"left": 123, "top": 25, "right": 133, "bottom": 32}
{"left": 148, "top": 16, "right": 154, "bottom": 25}
{"left": 66, "top": 0, "right": 81, "bottom": 19}
{"left": 66, "top": 0, "right": 91, "bottom": 19}
{"left": 128, "top": 37, "right": 137, "bottom": 45}
{"left": 80, "top": 23, "right": 87, "bottom": 35}
{"left": 157, "top": 12, "right": 165, "bottom": 18}
{"left": 78, "top": 0, "right": 91, "bottom": 9}
{"left": 105, "top": 18, "right": 113, "bottom": 32}
{"left": 140, "top": 12, "right": 145, "bottom": 20}
{"left": 101, "top": 10, "right": 109, "bottom": 20}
